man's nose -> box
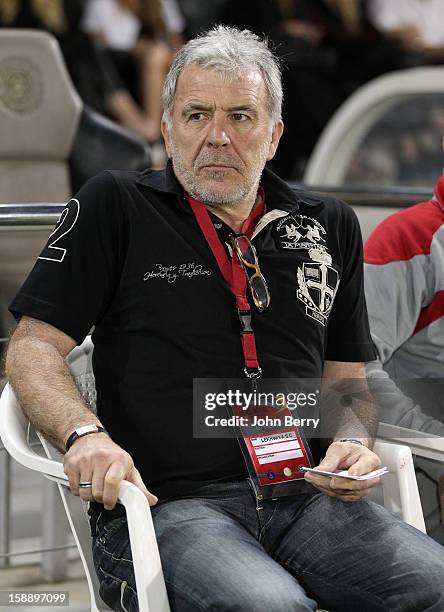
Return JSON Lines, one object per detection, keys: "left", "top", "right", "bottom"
{"left": 206, "top": 115, "right": 230, "bottom": 147}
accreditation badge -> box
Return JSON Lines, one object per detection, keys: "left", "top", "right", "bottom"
{"left": 232, "top": 403, "right": 313, "bottom": 488}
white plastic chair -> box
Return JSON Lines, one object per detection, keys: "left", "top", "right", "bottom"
{"left": 0, "top": 340, "right": 426, "bottom": 612}
{"left": 0, "top": 383, "right": 171, "bottom": 612}
{"left": 372, "top": 439, "right": 425, "bottom": 531}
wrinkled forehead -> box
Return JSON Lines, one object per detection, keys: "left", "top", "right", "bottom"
{"left": 173, "top": 65, "right": 267, "bottom": 109}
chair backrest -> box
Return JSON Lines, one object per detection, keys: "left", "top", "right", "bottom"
{"left": 0, "top": 29, "right": 151, "bottom": 204}
{"left": 304, "top": 66, "right": 444, "bottom": 188}
{"left": 69, "top": 105, "right": 151, "bottom": 194}
{"left": 302, "top": 67, "right": 444, "bottom": 240}
{"left": 0, "top": 29, "right": 83, "bottom": 202}
{"left": 67, "top": 337, "right": 96, "bottom": 410}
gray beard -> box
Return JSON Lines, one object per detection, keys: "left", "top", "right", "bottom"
{"left": 172, "top": 157, "right": 257, "bottom": 209}
{"left": 186, "top": 182, "right": 256, "bottom": 210}
{"left": 169, "top": 140, "right": 269, "bottom": 210}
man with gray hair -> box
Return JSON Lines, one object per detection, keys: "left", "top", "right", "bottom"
{"left": 6, "top": 26, "right": 444, "bottom": 611}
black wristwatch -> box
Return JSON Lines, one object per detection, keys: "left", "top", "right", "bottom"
{"left": 65, "top": 424, "right": 108, "bottom": 452}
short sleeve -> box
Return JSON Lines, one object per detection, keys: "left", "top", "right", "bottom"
{"left": 9, "top": 171, "right": 127, "bottom": 344}
{"left": 325, "top": 204, "right": 376, "bottom": 362}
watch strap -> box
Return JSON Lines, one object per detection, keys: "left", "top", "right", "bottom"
{"left": 338, "top": 438, "right": 365, "bottom": 447}
{"left": 65, "top": 424, "right": 108, "bottom": 452}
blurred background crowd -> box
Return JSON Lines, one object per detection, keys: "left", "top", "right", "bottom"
{"left": 1, "top": 0, "right": 444, "bottom": 181}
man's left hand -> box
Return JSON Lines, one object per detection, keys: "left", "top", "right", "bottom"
{"left": 304, "top": 441, "right": 381, "bottom": 502}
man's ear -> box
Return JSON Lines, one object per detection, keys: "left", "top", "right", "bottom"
{"left": 161, "top": 120, "right": 172, "bottom": 157}
{"left": 267, "top": 119, "right": 284, "bottom": 161}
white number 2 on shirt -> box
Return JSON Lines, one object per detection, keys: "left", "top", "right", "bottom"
{"left": 38, "top": 199, "right": 80, "bottom": 263}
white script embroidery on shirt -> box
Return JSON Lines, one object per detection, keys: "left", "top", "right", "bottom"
{"left": 143, "top": 262, "right": 212, "bottom": 284}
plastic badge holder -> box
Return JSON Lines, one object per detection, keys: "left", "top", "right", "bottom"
{"left": 230, "top": 402, "right": 315, "bottom": 500}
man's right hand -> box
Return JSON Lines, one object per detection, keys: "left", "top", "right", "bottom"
{"left": 63, "top": 433, "right": 158, "bottom": 510}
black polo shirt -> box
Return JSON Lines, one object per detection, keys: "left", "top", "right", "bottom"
{"left": 10, "top": 161, "right": 375, "bottom": 499}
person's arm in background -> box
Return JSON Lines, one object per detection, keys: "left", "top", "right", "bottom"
{"left": 364, "top": 205, "right": 443, "bottom": 433}
{"left": 365, "top": 361, "right": 444, "bottom": 438}
{"left": 5, "top": 316, "right": 158, "bottom": 510}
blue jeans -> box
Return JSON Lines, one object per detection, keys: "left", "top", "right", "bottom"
{"left": 91, "top": 478, "right": 444, "bottom": 611}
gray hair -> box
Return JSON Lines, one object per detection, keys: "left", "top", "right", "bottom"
{"left": 162, "top": 25, "right": 283, "bottom": 127}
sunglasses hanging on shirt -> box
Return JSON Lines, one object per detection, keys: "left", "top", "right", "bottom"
{"left": 231, "top": 234, "right": 270, "bottom": 313}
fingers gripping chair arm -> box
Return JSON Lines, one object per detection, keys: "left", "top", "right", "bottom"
{"left": 0, "top": 383, "right": 171, "bottom": 612}
{"left": 373, "top": 440, "right": 426, "bottom": 533}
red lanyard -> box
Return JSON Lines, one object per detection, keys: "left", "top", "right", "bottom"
{"left": 187, "top": 194, "right": 265, "bottom": 380}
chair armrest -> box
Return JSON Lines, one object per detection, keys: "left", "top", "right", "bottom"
{"left": 374, "top": 440, "right": 426, "bottom": 533}
{"left": 0, "top": 384, "right": 67, "bottom": 483}
{"left": 0, "top": 383, "right": 170, "bottom": 612}
{"left": 378, "top": 422, "right": 444, "bottom": 463}
{"left": 118, "top": 481, "right": 170, "bottom": 612}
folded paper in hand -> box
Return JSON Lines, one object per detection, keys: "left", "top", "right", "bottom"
{"left": 301, "top": 466, "right": 389, "bottom": 480}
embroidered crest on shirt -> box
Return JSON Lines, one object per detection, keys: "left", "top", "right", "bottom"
{"left": 296, "top": 250, "right": 339, "bottom": 326}
{"left": 276, "top": 215, "right": 327, "bottom": 252}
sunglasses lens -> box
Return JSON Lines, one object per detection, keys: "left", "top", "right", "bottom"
{"left": 235, "top": 235, "right": 256, "bottom": 265}
{"left": 250, "top": 275, "right": 270, "bottom": 310}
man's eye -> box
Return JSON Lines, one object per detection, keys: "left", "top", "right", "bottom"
{"left": 189, "top": 113, "right": 206, "bottom": 121}
{"left": 232, "top": 113, "right": 248, "bottom": 122}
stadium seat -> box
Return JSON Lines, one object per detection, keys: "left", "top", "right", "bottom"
{"left": 0, "top": 29, "right": 150, "bottom": 203}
